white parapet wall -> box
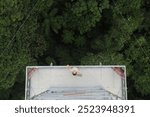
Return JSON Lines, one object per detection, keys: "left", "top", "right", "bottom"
{"left": 25, "top": 65, "right": 127, "bottom": 100}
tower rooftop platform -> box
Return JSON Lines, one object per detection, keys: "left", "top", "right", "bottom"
{"left": 25, "top": 65, "right": 127, "bottom": 100}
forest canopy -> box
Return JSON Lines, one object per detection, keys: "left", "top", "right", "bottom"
{"left": 0, "top": 0, "right": 149, "bottom": 99}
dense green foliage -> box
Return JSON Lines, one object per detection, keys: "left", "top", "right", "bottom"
{"left": 0, "top": 0, "right": 149, "bottom": 99}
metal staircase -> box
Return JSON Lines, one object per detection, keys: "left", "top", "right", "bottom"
{"left": 31, "top": 87, "right": 122, "bottom": 100}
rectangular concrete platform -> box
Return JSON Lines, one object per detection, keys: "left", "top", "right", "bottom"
{"left": 25, "top": 66, "right": 127, "bottom": 100}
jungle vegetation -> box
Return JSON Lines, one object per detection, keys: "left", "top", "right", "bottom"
{"left": 0, "top": 0, "right": 149, "bottom": 99}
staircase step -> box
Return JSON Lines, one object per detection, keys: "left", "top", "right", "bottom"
{"left": 32, "top": 87, "right": 115, "bottom": 100}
